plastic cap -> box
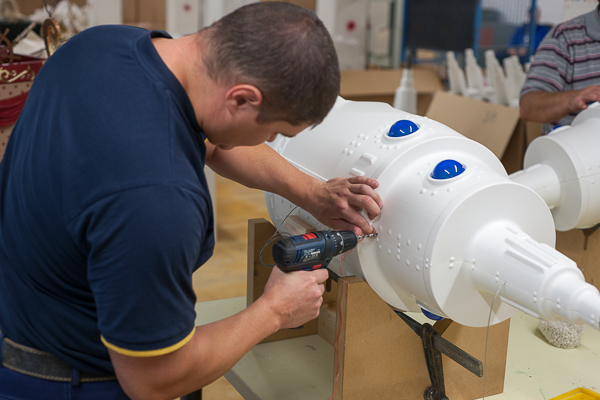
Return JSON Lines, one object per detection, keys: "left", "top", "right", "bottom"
{"left": 431, "top": 159, "right": 465, "bottom": 180}
{"left": 421, "top": 308, "right": 444, "bottom": 321}
{"left": 388, "top": 120, "right": 419, "bottom": 137}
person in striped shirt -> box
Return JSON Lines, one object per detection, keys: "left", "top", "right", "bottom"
{"left": 520, "top": 5, "right": 600, "bottom": 134}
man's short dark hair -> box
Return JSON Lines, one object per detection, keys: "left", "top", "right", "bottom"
{"left": 200, "top": 1, "right": 340, "bottom": 127}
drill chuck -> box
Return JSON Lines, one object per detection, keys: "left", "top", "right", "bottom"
{"left": 272, "top": 230, "right": 359, "bottom": 272}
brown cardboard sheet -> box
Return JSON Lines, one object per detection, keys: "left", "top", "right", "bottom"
{"left": 425, "top": 91, "right": 520, "bottom": 160}
{"left": 333, "top": 276, "right": 509, "bottom": 400}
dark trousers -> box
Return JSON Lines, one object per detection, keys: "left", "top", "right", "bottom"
{"left": 0, "top": 334, "right": 130, "bottom": 400}
{"left": 0, "top": 367, "right": 129, "bottom": 400}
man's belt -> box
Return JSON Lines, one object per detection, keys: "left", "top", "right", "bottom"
{"left": 1, "top": 336, "right": 116, "bottom": 382}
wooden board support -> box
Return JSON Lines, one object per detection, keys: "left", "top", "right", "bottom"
{"left": 333, "top": 276, "right": 509, "bottom": 400}
{"left": 247, "top": 219, "right": 510, "bottom": 398}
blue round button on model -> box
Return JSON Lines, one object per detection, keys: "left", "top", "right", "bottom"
{"left": 421, "top": 308, "right": 444, "bottom": 321}
{"left": 431, "top": 159, "right": 465, "bottom": 180}
{"left": 388, "top": 120, "right": 419, "bottom": 137}
{"left": 550, "top": 124, "right": 563, "bottom": 132}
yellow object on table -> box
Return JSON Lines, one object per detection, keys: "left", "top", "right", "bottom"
{"left": 550, "top": 388, "right": 600, "bottom": 400}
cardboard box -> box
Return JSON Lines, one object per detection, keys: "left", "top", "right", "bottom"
{"left": 123, "top": 0, "right": 166, "bottom": 31}
{"left": 555, "top": 229, "right": 600, "bottom": 289}
{"left": 525, "top": 120, "right": 543, "bottom": 146}
{"left": 340, "top": 67, "right": 444, "bottom": 116}
{"left": 138, "top": 0, "right": 166, "bottom": 30}
{"left": 423, "top": 94, "right": 544, "bottom": 175}
{"left": 123, "top": 0, "right": 138, "bottom": 23}
{"left": 425, "top": 91, "right": 524, "bottom": 174}
{"left": 16, "top": 0, "right": 87, "bottom": 16}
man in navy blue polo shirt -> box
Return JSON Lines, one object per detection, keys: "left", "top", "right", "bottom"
{"left": 0, "top": 2, "right": 382, "bottom": 399}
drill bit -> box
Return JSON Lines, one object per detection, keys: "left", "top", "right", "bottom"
{"left": 358, "top": 233, "right": 378, "bottom": 240}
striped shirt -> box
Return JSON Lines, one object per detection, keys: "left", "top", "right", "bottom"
{"left": 521, "top": 6, "right": 600, "bottom": 134}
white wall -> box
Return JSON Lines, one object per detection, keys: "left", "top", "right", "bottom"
{"left": 537, "top": 0, "right": 566, "bottom": 24}
{"left": 482, "top": 0, "right": 598, "bottom": 25}
{"left": 87, "top": 0, "right": 122, "bottom": 26}
{"left": 562, "top": 0, "right": 598, "bottom": 21}
{"left": 166, "top": 0, "right": 202, "bottom": 38}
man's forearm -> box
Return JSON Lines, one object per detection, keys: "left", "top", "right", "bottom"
{"left": 111, "top": 297, "right": 281, "bottom": 400}
{"left": 520, "top": 86, "right": 600, "bottom": 124}
{"left": 205, "top": 140, "right": 382, "bottom": 235}
{"left": 519, "top": 91, "right": 576, "bottom": 123}
{"left": 206, "top": 143, "right": 316, "bottom": 207}
{"left": 111, "top": 267, "right": 329, "bottom": 400}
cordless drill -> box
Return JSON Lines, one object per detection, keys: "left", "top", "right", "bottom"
{"left": 272, "top": 230, "right": 377, "bottom": 272}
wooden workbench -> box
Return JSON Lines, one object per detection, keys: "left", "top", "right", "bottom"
{"left": 194, "top": 297, "right": 600, "bottom": 400}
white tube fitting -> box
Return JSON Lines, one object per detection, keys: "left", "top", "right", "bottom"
{"left": 510, "top": 163, "right": 561, "bottom": 209}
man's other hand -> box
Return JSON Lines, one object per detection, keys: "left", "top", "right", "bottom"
{"left": 303, "top": 176, "right": 382, "bottom": 236}
{"left": 569, "top": 86, "right": 600, "bottom": 113}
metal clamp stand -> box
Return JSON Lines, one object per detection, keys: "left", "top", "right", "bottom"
{"left": 395, "top": 311, "right": 483, "bottom": 400}
{"left": 422, "top": 323, "right": 447, "bottom": 400}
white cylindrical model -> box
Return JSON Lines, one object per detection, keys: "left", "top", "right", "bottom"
{"left": 510, "top": 103, "right": 600, "bottom": 230}
{"left": 266, "top": 98, "right": 600, "bottom": 330}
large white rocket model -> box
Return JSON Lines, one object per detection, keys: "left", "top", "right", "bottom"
{"left": 265, "top": 98, "right": 600, "bottom": 331}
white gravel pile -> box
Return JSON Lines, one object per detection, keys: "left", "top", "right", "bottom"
{"left": 538, "top": 320, "right": 584, "bottom": 349}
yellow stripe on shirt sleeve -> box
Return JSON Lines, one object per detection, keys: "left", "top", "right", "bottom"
{"left": 101, "top": 329, "right": 195, "bottom": 357}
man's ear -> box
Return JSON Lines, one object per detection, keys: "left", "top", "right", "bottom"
{"left": 224, "top": 84, "right": 263, "bottom": 114}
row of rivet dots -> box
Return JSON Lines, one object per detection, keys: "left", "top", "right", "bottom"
{"left": 583, "top": 163, "right": 600, "bottom": 185}
{"left": 375, "top": 124, "right": 403, "bottom": 150}
{"left": 463, "top": 270, "right": 591, "bottom": 322}
{"left": 372, "top": 225, "right": 430, "bottom": 272}
{"left": 342, "top": 131, "right": 372, "bottom": 156}
{"left": 417, "top": 164, "right": 485, "bottom": 197}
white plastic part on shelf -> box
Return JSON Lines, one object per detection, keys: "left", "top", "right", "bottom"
{"left": 392, "top": 68, "right": 416, "bottom": 114}
{"left": 484, "top": 49, "right": 508, "bottom": 105}
{"left": 464, "top": 48, "right": 484, "bottom": 101}
{"left": 503, "top": 55, "right": 526, "bottom": 108}
{"left": 510, "top": 103, "right": 600, "bottom": 231}
{"left": 265, "top": 98, "right": 600, "bottom": 331}
{"left": 445, "top": 51, "right": 466, "bottom": 96}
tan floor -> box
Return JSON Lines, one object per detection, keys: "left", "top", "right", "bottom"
{"left": 191, "top": 174, "right": 271, "bottom": 399}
